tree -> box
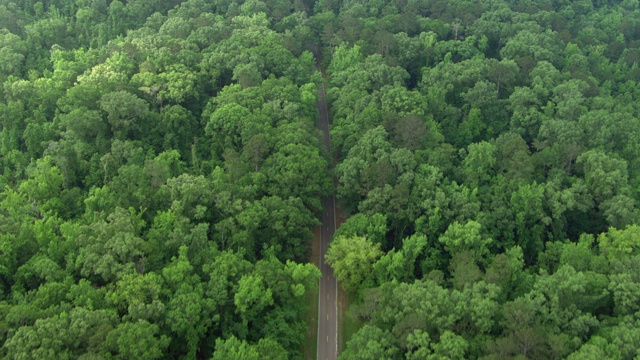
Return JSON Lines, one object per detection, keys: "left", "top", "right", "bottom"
{"left": 18, "top": 155, "right": 65, "bottom": 216}
{"left": 601, "top": 194, "right": 640, "bottom": 229}
{"left": 0, "top": 30, "right": 26, "bottom": 79}
{"left": 157, "top": 105, "right": 197, "bottom": 156}
{"left": 532, "top": 265, "right": 603, "bottom": 339}
{"left": 99, "top": 91, "right": 150, "bottom": 140}
{"left": 57, "top": 108, "right": 110, "bottom": 153}
{"left": 234, "top": 274, "right": 274, "bottom": 323}
{"left": 461, "top": 141, "right": 496, "bottom": 189}
{"left": 339, "top": 325, "right": 399, "bottom": 360}
{"left": 335, "top": 213, "right": 388, "bottom": 247}
{"left": 601, "top": 316, "right": 640, "bottom": 359}
{"left": 242, "top": 134, "right": 270, "bottom": 172}
{"left": 212, "top": 336, "right": 260, "bottom": 360}
{"left": 163, "top": 246, "right": 214, "bottom": 359}
{"left": 74, "top": 207, "right": 146, "bottom": 283}
{"left": 228, "top": 195, "right": 318, "bottom": 261}
{"left": 566, "top": 336, "right": 620, "bottom": 360}
{"left": 457, "top": 108, "right": 486, "bottom": 147}
{"left": 4, "top": 308, "right": 119, "bottom": 359}
{"left": 487, "top": 59, "right": 519, "bottom": 96}
{"left": 202, "top": 250, "right": 253, "bottom": 337}
{"left": 373, "top": 279, "right": 461, "bottom": 341}
{"left": 509, "top": 86, "right": 546, "bottom": 143}
{"left": 400, "top": 234, "right": 428, "bottom": 282}
{"left": 488, "top": 296, "right": 552, "bottom": 359}
{"left": 212, "top": 336, "right": 287, "bottom": 360}
{"left": 494, "top": 132, "right": 534, "bottom": 183}
{"left": 104, "top": 320, "right": 170, "bottom": 360}
{"left": 499, "top": 29, "right": 564, "bottom": 69}
{"left": 336, "top": 126, "right": 395, "bottom": 211}
{"left": 406, "top": 329, "right": 433, "bottom": 360}
{"left": 577, "top": 150, "right": 630, "bottom": 204}
{"left": 457, "top": 281, "right": 501, "bottom": 335}
{"left": 326, "top": 236, "right": 383, "bottom": 293}
{"left": 108, "top": 272, "right": 167, "bottom": 322}
{"left": 430, "top": 330, "right": 468, "bottom": 360}
{"left": 608, "top": 272, "right": 640, "bottom": 316}
{"left": 551, "top": 79, "right": 589, "bottom": 120}
{"left": 264, "top": 142, "right": 331, "bottom": 210}
{"left": 598, "top": 225, "right": 640, "bottom": 259}
{"left": 509, "top": 182, "right": 551, "bottom": 264}
{"left": 449, "top": 251, "right": 483, "bottom": 290}
{"left": 485, "top": 246, "right": 531, "bottom": 303}
{"left": 438, "top": 220, "right": 492, "bottom": 263}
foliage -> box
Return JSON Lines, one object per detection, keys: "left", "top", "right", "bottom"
{"left": 2, "top": 0, "right": 640, "bottom": 357}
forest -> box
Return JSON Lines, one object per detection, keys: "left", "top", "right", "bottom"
{"left": 1, "top": 0, "right": 640, "bottom": 358}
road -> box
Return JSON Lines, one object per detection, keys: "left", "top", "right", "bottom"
{"left": 315, "top": 48, "right": 338, "bottom": 360}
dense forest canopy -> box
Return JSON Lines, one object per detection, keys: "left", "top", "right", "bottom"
{"left": 0, "top": 0, "right": 640, "bottom": 358}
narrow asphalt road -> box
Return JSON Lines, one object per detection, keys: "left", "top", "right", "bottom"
{"left": 315, "top": 48, "right": 338, "bottom": 360}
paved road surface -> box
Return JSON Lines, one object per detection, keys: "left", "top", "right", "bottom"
{"left": 315, "top": 49, "right": 338, "bottom": 360}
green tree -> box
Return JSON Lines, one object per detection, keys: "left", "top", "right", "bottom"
{"left": 339, "top": 325, "right": 399, "bottom": 360}
{"left": 335, "top": 213, "right": 388, "bottom": 247}
{"left": 439, "top": 220, "right": 492, "bottom": 263}
{"left": 104, "top": 320, "right": 170, "bottom": 360}
{"left": 212, "top": 336, "right": 260, "bottom": 360}
{"left": 430, "top": 330, "right": 468, "bottom": 360}
{"left": 577, "top": 150, "right": 630, "bottom": 204}
{"left": 108, "top": 272, "right": 166, "bottom": 322}
{"left": 326, "top": 236, "right": 383, "bottom": 293}
{"left": 485, "top": 246, "right": 531, "bottom": 303}
{"left": 264, "top": 142, "right": 330, "bottom": 210}
{"left": 566, "top": 336, "right": 620, "bottom": 360}
{"left": 99, "top": 91, "right": 150, "bottom": 140}
{"left": 462, "top": 141, "right": 496, "bottom": 189}
{"left": 202, "top": 250, "right": 253, "bottom": 337}
{"left": 510, "top": 182, "right": 551, "bottom": 264}
{"left": 5, "top": 308, "right": 119, "bottom": 359}
{"left": 598, "top": 225, "right": 640, "bottom": 259}
{"left": 74, "top": 207, "right": 146, "bottom": 283}
{"left": 163, "top": 246, "right": 214, "bottom": 359}
{"left": 235, "top": 274, "right": 274, "bottom": 323}
{"left": 18, "top": 156, "right": 65, "bottom": 216}
{"left": 336, "top": 126, "right": 394, "bottom": 211}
